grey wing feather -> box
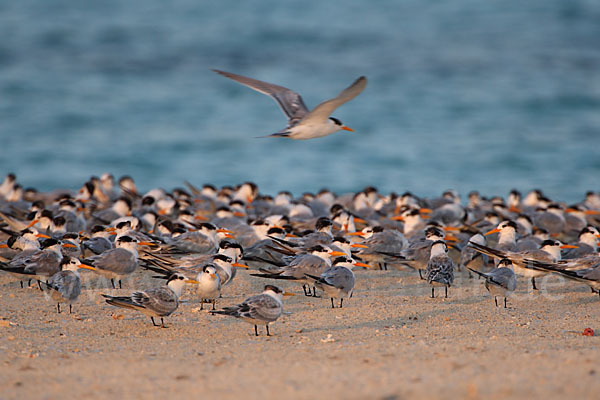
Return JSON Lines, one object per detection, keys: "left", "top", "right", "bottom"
{"left": 48, "top": 271, "right": 81, "bottom": 300}
{"left": 24, "top": 252, "right": 61, "bottom": 275}
{"left": 241, "top": 294, "right": 282, "bottom": 322}
{"left": 213, "top": 69, "right": 309, "bottom": 122}
{"left": 577, "top": 267, "right": 600, "bottom": 281}
{"left": 91, "top": 249, "right": 135, "bottom": 272}
{"left": 133, "top": 287, "right": 178, "bottom": 315}
{"left": 320, "top": 267, "right": 354, "bottom": 290}
{"left": 300, "top": 76, "right": 367, "bottom": 124}
{"left": 486, "top": 268, "right": 517, "bottom": 291}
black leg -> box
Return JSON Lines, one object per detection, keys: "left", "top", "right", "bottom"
{"left": 57, "top": 303, "right": 61, "bottom": 313}
{"left": 384, "top": 263, "right": 388, "bottom": 270}
{"left": 28, "top": 279, "right": 32, "bottom": 286}
{"left": 254, "top": 325, "right": 258, "bottom": 336}
{"left": 151, "top": 317, "right": 159, "bottom": 326}
{"left": 37, "top": 280, "right": 43, "bottom": 291}
{"left": 591, "top": 287, "right": 596, "bottom": 294}
{"left": 20, "top": 281, "right": 23, "bottom": 289}
{"left": 302, "top": 284, "right": 310, "bottom": 296}
{"left": 119, "top": 280, "right": 122, "bottom": 289}
{"left": 200, "top": 300, "right": 204, "bottom": 311}
{"left": 504, "top": 297, "right": 507, "bottom": 308}
{"left": 331, "top": 298, "right": 335, "bottom": 308}
{"left": 445, "top": 286, "right": 448, "bottom": 298}
{"left": 312, "top": 286, "right": 318, "bottom": 297}
{"left": 431, "top": 287, "right": 435, "bottom": 298}
{"left": 266, "top": 325, "right": 271, "bottom": 336}
{"left": 69, "top": 304, "right": 73, "bottom": 314}
{"left": 418, "top": 270, "right": 424, "bottom": 280}
{"left": 340, "top": 298, "right": 343, "bottom": 308}
{"left": 212, "top": 299, "right": 216, "bottom": 310}
{"left": 161, "top": 318, "right": 167, "bottom": 328}
{"left": 111, "top": 279, "right": 116, "bottom": 289}
{"left": 494, "top": 296, "right": 498, "bottom": 307}
{"left": 531, "top": 277, "right": 537, "bottom": 290}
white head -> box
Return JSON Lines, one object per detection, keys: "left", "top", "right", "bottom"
{"left": 485, "top": 220, "right": 518, "bottom": 244}
{"left": 197, "top": 264, "right": 220, "bottom": 285}
{"left": 166, "top": 273, "right": 190, "bottom": 298}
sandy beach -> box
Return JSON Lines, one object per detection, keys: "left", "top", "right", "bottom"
{"left": 1, "top": 264, "right": 598, "bottom": 400}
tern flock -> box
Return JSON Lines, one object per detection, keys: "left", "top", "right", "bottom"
{"left": 1, "top": 172, "right": 600, "bottom": 335}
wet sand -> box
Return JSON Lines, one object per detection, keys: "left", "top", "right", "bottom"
{"left": 1, "top": 267, "right": 598, "bottom": 399}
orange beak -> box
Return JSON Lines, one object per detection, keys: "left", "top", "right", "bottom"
{"left": 223, "top": 234, "right": 235, "bottom": 239}
{"left": 329, "top": 251, "right": 347, "bottom": 257}
{"left": 484, "top": 228, "right": 501, "bottom": 236}
{"left": 194, "top": 214, "right": 209, "bottom": 221}
{"left": 78, "top": 263, "right": 96, "bottom": 271}
{"left": 216, "top": 228, "right": 233, "bottom": 234}
{"left": 285, "top": 233, "right": 299, "bottom": 238}
{"left": 585, "top": 210, "right": 600, "bottom": 215}
{"left": 353, "top": 217, "right": 366, "bottom": 224}
{"left": 0, "top": 243, "right": 8, "bottom": 248}
{"left": 443, "top": 226, "right": 460, "bottom": 231}
{"left": 353, "top": 262, "right": 372, "bottom": 268}
{"left": 157, "top": 209, "right": 169, "bottom": 215}
{"left": 283, "top": 291, "right": 295, "bottom": 297}
{"left": 341, "top": 126, "right": 354, "bottom": 132}
{"left": 508, "top": 206, "right": 521, "bottom": 213}
{"left": 560, "top": 244, "right": 579, "bottom": 249}
{"left": 390, "top": 215, "right": 404, "bottom": 221}
{"left": 351, "top": 243, "right": 369, "bottom": 248}
{"left": 232, "top": 262, "right": 249, "bottom": 269}
{"left": 210, "top": 273, "right": 218, "bottom": 279}
{"left": 26, "top": 219, "right": 40, "bottom": 229}
{"left": 137, "top": 241, "right": 156, "bottom": 247}
{"left": 233, "top": 211, "right": 247, "bottom": 217}
{"left": 346, "top": 232, "right": 365, "bottom": 236}
{"left": 35, "top": 233, "right": 51, "bottom": 239}
{"left": 419, "top": 208, "right": 433, "bottom": 214}
{"left": 62, "top": 243, "right": 78, "bottom": 249}
{"left": 444, "top": 235, "right": 459, "bottom": 242}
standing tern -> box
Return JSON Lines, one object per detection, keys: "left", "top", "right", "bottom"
{"left": 468, "top": 258, "right": 517, "bottom": 308}
{"left": 210, "top": 285, "right": 294, "bottom": 336}
{"left": 85, "top": 235, "right": 154, "bottom": 289}
{"left": 468, "top": 239, "right": 578, "bottom": 290}
{"left": 426, "top": 241, "right": 455, "bottom": 298}
{"left": 42, "top": 256, "right": 96, "bottom": 313}
{"left": 102, "top": 273, "right": 199, "bottom": 327}
{"left": 194, "top": 264, "right": 221, "bottom": 310}
{"left": 304, "top": 256, "right": 372, "bottom": 308}
{"left": 250, "top": 245, "right": 346, "bottom": 297}
{"left": 213, "top": 69, "right": 367, "bottom": 140}
{"left": 521, "top": 258, "right": 600, "bottom": 295}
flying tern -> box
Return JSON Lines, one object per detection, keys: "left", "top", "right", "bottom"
{"left": 213, "top": 69, "right": 367, "bottom": 140}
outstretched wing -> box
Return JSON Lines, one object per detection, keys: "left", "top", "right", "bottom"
{"left": 300, "top": 76, "right": 367, "bottom": 124}
{"left": 213, "top": 69, "right": 309, "bottom": 122}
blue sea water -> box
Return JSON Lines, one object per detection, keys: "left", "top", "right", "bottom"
{"left": 1, "top": 0, "right": 599, "bottom": 202}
